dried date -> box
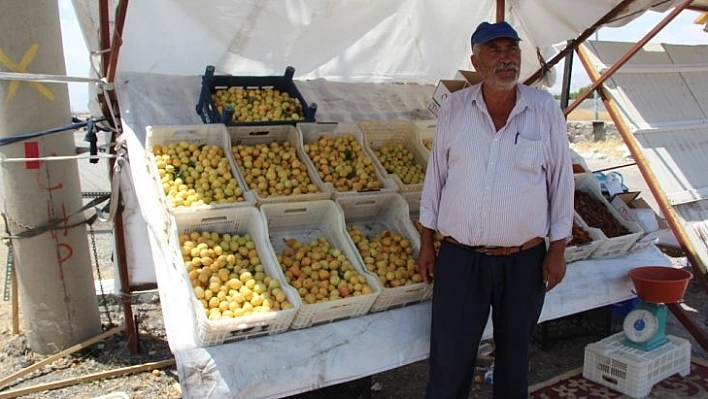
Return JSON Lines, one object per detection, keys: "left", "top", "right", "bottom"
{"left": 574, "top": 190, "right": 631, "bottom": 238}
{"left": 570, "top": 223, "right": 593, "bottom": 246}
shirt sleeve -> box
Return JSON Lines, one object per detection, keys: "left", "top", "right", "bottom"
{"left": 546, "top": 101, "right": 575, "bottom": 242}
{"left": 419, "top": 100, "right": 450, "bottom": 231}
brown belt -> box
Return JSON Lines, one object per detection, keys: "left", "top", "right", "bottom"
{"left": 443, "top": 236, "right": 544, "bottom": 256}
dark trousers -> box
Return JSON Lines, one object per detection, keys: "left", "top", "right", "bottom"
{"left": 425, "top": 240, "right": 547, "bottom": 399}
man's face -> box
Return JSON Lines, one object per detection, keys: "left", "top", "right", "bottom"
{"left": 471, "top": 38, "right": 521, "bottom": 90}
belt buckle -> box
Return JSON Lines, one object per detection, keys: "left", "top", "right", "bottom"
{"left": 478, "top": 246, "right": 499, "bottom": 255}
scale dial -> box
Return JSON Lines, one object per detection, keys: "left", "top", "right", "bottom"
{"left": 623, "top": 308, "right": 659, "bottom": 343}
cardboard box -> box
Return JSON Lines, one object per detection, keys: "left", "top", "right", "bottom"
{"left": 454, "top": 70, "right": 483, "bottom": 86}
{"left": 428, "top": 79, "right": 467, "bottom": 117}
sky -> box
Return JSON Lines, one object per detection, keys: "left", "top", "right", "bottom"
{"left": 58, "top": 1, "right": 708, "bottom": 113}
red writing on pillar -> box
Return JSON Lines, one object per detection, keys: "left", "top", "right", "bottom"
{"left": 46, "top": 195, "right": 73, "bottom": 280}
{"left": 34, "top": 151, "right": 63, "bottom": 191}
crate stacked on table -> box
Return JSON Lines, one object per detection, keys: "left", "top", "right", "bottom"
{"left": 566, "top": 212, "right": 605, "bottom": 263}
{"left": 336, "top": 192, "right": 432, "bottom": 312}
{"left": 261, "top": 200, "right": 381, "bottom": 329}
{"left": 357, "top": 120, "right": 429, "bottom": 193}
{"left": 574, "top": 173, "right": 644, "bottom": 258}
{"left": 171, "top": 207, "right": 301, "bottom": 347}
{"left": 196, "top": 65, "right": 317, "bottom": 127}
{"left": 226, "top": 124, "right": 334, "bottom": 204}
{"left": 413, "top": 120, "right": 436, "bottom": 155}
{"left": 145, "top": 124, "right": 257, "bottom": 212}
{"left": 297, "top": 122, "right": 397, "bottom": 196}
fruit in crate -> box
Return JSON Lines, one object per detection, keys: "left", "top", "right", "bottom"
{"left": 374, "top": 143, "right": 426, "bottom": 185}
{"left": 231, "top": 141, "right": 320, "bottom": 197}
{"left": 412, "top": 220, "right": 443, "bottom": 254}
{"left": 346, "top": 225, "right": 424, "bottom": 287}
{"left": 212, "top": 87, "right": 303, "bottom": 123}
{"left": 303, "top": 134, "right": 383, "bottom": 192}
{"left": 569, "top": 223, "right": 593, "bottom": 246}
{"left": 575, "top": 190, "right": 631, "bottom": 238}
{"left": 179, "top": 231, "right": 294, "bottom": 321}
{"left": 276, "top": 235, "right": 374, "bottom": 304}
{"left": 151, "top": 142, "right": 245, "bottom": 208}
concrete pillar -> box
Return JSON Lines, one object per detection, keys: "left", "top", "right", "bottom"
{"left": 0, "top": 0, "right": 101, "bottom": 354}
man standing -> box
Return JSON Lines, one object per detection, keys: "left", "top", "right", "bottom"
{"left": 417, "top": 21, "right": 574, "bottom": 398}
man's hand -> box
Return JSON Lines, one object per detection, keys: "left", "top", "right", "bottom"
{"left": 543, "top": 239, "right": 567, "bottom": 292}
{"left": 417, "top": 227, "right": 437, "bottom": 284}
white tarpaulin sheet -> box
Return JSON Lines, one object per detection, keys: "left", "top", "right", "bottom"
{"left": 71, "top": 0, "right": 680, "bottom": 87}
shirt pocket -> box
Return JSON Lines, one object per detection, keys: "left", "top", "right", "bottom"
{"left": 512, "top": 137, "right": 544, "bottom": 173}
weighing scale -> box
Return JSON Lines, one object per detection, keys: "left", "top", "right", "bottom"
{"left": 622, "top": 266, "right": 693, "bottom": 351}
{"left": 622, "top": 300, "right": 669, "bottom": 351}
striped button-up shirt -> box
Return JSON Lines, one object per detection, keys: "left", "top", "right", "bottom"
{"left": 419, "top": 83, "right": 574, "bottom": 247}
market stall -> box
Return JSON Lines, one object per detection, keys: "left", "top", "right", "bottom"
{"left": 113, "top": 71, "right": 671, "bottom": 398}
{"left": 57, "top": 0, "right": 708, "bottom": 397}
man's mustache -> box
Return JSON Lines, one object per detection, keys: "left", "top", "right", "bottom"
{"left": 493, "top": 62, "right": 519, "bottom": 73}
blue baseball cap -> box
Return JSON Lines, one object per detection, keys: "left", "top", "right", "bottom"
{"left": 471, "top": 21, "right": 521, "bottom": 47}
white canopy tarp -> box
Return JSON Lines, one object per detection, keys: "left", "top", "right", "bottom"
{"left": 71, "top": 0, "right": 681, "bottom": 86}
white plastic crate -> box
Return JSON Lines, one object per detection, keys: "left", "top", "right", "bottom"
{"left": 583, "top": 332, "right": 691, "bottom": 398}
{"left": 566, "top": 212, "right": 604, "bottom": 263}
{"left": 575, "top": 173, "right": 643, "bottom": 259}
{"left": 335, "top": 192, "right": 432, "bottom": 312}
{"left": 226, "top": 124, "right": 334, "bottom": 204}
{"left": 173, "top": 207, "right": 300, "bottom": 346}
{"left": 402, "top": 191, "right": 423, "bottom": 219}
{"left": 260, "top": 200, "right": 380, "bottom": 329}
{"left": 297, "top": 122, "right": 397, "bottom": 195}
{"left": 413, "top": 120, "right": 436, "bottom": 154}
{"left": 570, "top": 148, "right": 591, "bottom": 174}
{"left": 357, "top": 120, "right": 429, "bottom": 192}
{"left": 145, "top": 124, "right": 256, "bottom": 211}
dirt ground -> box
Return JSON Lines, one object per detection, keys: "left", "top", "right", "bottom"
{"left": 1, "top": 139, "right": 708, "bottom": 398}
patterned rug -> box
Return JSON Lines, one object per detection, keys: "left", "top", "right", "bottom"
{"left": 529, "top": 358, "right": 708, "bottom": 398}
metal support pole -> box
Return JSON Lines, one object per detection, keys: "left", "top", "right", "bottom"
{"left": 576, "top": 42, "right": 708, "bottom": 352}
{"left": 97, "top": 0, "right": 139, "bottom": 354}
{"left": 565, "top": 0, "right": 694, "bottom": 117}
{"left": 524, "top": 0, "right": 638, "bottom": 87}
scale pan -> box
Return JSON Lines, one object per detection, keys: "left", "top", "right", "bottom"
{"left": 629, "top": 266, "right": 692, "bottom": 304}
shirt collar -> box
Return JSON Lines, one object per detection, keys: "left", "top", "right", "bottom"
{"left": 469, "top": 83, "right": 532, "bottom": 114}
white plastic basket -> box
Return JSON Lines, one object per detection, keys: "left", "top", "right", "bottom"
{"left": 413, "top": 120, "right": 436, "bottom": 154}
{"left": 172, "top": 207, "right": 300, "bottom": 347}
{"left": 145, "top": 124, "right": 256, "bottom": 211}
{"left": 583, "top": 332, "right": 691, "bottom": 398}
{"left": 297, "top": 122, "right": 397, "bottom": 195}
{"left": 260, "top": 200, "right": 380, "bottom": 329}
{"left": 226, "top": 124, "right": 334, "bottom": 204}
{"left": 575, "top": 173, "right": 643, "bottom": 259}
{"left": 335, "top": 192, "right": 432, "bottom": 312}
{"left": 566, "top": 212, "right": 604, "bottom": 263}
{"left": 357, "top": 120, "right": 429, "bottom": 192}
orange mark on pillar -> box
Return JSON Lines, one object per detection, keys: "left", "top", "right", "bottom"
{"left": 35, "top": 152, "right": 63, "bottom": 191}
{"left": 57, "top": 243, "right": 74, "bottom": 264}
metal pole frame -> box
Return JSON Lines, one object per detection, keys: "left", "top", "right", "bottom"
{"left": 574, "top": 1, "right": 708, "bottom": 351}
{"left": 98, "top": 0, "right": 140, "bottom": 355}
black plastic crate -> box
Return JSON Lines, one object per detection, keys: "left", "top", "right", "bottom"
{"left": 196, "top": 65, "right": 317, "bottom": 127}
{"left": 533, "top": 306, "right": 614, "bottom": 350}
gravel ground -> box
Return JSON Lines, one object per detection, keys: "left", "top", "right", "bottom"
{"left": 1, "top": 140, "right": 707, "bottom": 399}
